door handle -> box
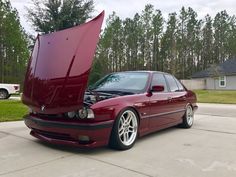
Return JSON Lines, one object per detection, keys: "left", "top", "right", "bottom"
{"left": 167, "top": 97, "right": 172, "bottom": 102}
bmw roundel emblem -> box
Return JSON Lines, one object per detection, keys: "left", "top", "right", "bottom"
{"left": 41, "top": 105, "right": 45, "bottom": 112}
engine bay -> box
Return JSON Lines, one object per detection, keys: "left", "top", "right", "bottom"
{"left": 84, "top": 90, "right": 134, "bottom": 106}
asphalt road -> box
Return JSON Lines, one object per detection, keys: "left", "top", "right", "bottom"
{"left": 0, "top": 103, "right": 236, "bottom": 177}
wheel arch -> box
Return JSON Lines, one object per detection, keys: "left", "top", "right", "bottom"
{"left": 0, "top": 88, "right": 9, "bottom": 94}
{"left": 185, "top": 102, "right": 194, "bottom": 110}
{"left": 114, "top": 105, "right": 141, "bottom": 125}
{"left": 126, "top": 106, "right": 141, "bottom": 124}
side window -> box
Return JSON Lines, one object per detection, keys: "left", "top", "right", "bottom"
{"left": 151, "top": 73, "right": 168, "bottom": 92}
{"left": 174, "top": 77, "right": 185, "bottom": 91}
{"left": 165, "top": 74, "right": 179, "bottom": 92}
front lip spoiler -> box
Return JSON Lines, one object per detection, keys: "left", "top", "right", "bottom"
{"left": 24, "top": 115, "right": 114, "bottom": 130}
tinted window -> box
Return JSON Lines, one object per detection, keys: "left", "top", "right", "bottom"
{"left": 165, "top": 74, "right": 179, "bottom": 92}
{"left": 91, "top": 72, "right": 149, "bottom": 93}
{"left": 174, "top": 77, "right": 185, "bottom": 91}
{"left": 151, "top": 73, "right": 168, "bottom": 92}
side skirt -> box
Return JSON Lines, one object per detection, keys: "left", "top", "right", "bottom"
{"left": 139, "top": 119, "right": 183, "bottom": 137}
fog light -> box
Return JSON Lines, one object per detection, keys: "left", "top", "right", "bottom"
{"left": 78, "top": 135, "right": 90, "bottom": 142}
{"left": 67, "top": 111, "right": 76, "bottom": 118}
{"left": 28, "top": 107, "right": 33, "bottom": 113}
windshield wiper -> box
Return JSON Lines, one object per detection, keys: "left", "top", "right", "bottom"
{"left": 96, "top": 90, "right": 135, "bottom": 95}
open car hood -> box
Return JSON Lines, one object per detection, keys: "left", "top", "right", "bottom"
{"left": 22, "top": 11, "right": 104, "bottom": 114}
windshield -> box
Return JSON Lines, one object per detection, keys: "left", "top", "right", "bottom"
{"left": 90, "top": 72, "right": 149, "bottom": 93}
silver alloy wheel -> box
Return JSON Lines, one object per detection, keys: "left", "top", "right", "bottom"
{"left": 118, "top": 110, "right": 138, "bottom": 146}
{"left": 186, "top": 106, "right": 194, "bottom": 126}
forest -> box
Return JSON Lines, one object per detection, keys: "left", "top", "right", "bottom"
{"left": 1, "top": 0, "right": 236, "bottom": 85}
{"left": 92, "top": 4, "right": 236, "bottom": 83}
{"left": 0, "top": 0, "right": 29, "bottom": 85}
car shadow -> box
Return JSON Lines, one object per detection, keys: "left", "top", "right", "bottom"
{"left": 33, "top": 126, "right": 181, "bottom": 155}
{"left": 136, "top": 126, "right": 179, "bottom": 143}
{"left": 35, "top": 140, "right": 111, "bottom": 155}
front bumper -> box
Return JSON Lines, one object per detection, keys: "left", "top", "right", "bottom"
{"left": 24, "top": 115, "right": 114, "bottom": 148}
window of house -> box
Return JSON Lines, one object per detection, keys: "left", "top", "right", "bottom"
{"left": 219, "top": 76, "right": 226, "bottom": 87}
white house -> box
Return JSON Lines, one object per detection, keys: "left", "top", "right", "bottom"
{"left": 191, "top": 59, "right": 236, "bottom": 90}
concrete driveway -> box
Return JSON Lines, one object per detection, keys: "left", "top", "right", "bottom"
{"left": 9, "top": 96, "right": 21, "bottom": 101}
{"left": 0, "top": 103, "right": 236, "bottom": 177}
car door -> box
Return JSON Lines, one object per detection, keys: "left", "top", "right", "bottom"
{"left": 164, "top": 74, "right": 187, "bottom": 121}
{"left": 148, "top": 73, "right": 174, "bottom": 130}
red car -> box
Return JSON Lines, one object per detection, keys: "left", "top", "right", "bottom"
{"left": 22, "top": 11, "right": 198, "bottom": 150}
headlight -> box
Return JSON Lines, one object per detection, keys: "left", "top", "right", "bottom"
{"left": 28, "top": 107, "right": 37, "bottom": 114}
{"left": 28, "top": 107, "right": 33, "bottom": 113}
{"left": 87, "top": 108, "right": 95, "bottom": 119}
{"left": 66, "top": 108, "right": 94, "bottom": 119}
{"left": 78, "top": 108, "right": 88, "bottom": 119}
{"left": 77, "top": 108, "right": 95, "bottom": 119}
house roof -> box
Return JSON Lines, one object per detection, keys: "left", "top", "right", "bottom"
{"left": 192, "top": 58, "right": 236, "bottom": 78}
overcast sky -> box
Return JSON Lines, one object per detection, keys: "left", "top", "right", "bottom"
{"left": 10, "top": 0, "right": 236, "bottom": 35}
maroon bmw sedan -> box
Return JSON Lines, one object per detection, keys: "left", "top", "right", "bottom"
{"left": 22, "top": 11, "right": 198, "bottom": 150}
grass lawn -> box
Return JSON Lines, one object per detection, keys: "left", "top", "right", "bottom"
{"left": 194, "top": 90, "right": 236, "bottom": 104}
{"left": 0, "top": 100, "right": 28, "bottom": 122}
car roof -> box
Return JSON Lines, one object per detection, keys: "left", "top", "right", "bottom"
{"left": 112, "top": 70, "right": 170, "bottom": 75}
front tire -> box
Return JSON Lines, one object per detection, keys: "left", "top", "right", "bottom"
{"left": 109, "top": 109, "right": 138, "bottom": 150}
{"left": 0, "top": 90, "right": 9, "bottom": 99}
{"left": 180, "top": 105, "right": 194, "bottom": 128}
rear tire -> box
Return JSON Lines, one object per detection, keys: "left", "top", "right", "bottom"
{"left": 180, "top": 105, "right": 194, "bottom": 128}
{"left": 109, "top": 108, "right": 138, "bottom": 150}
{"left": 0, "top": 90, "right": 9, "bottom": 99}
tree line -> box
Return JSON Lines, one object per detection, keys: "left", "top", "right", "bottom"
{"left": 91, "top": 5, "right": 236, "bottom": 83}
{"left": 0, "top": 0, "right": 29, "bottom": 84}
{"left": 1, "top": 0, "right": 236, "bottom": 86}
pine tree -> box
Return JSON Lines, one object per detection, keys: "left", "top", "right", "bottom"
{"left": 160, "top": 13, "right": 178, "bottom": 74}
{"left": 201, "top": 15, "right": 214, "bottom": 69}
{"left": 27, "top": 0, "right": 94, "bottom": 33}
{"left": 228, "top": 15, "right": 236, "bottom": 58}
{"left": 140, "top": 4, "right": 154, "bottom": 70}
{"left": 152, "top": 10, "right": 163, "bottom": 71}
{"left": 213, "top": 11, "right": 230, "bottom": 63}
{"left": 92, "top": 5, "right": 236, "bottom": 83}
{"left": 0, "top": 0, "right": 29, "bottom": 85}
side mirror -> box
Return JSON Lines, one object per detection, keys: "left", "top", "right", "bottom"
{"left": 151, "top": 85, "right": 165, "bottom": 92}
